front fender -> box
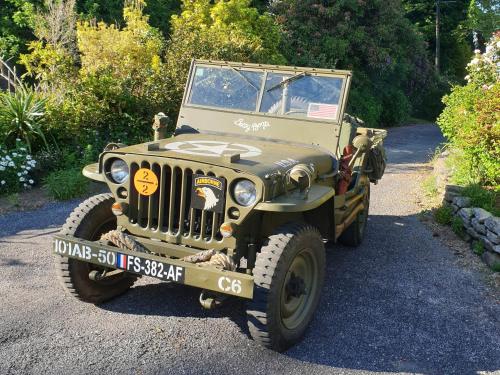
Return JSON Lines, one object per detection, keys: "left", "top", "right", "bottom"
{"left": 254, "top": 185, "right": 335, "bottom": 212}
{"left": 82, "top": 163, "right": 105, "bottom": 182}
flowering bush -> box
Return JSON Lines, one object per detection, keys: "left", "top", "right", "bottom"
{"left": 0, "top": 139, "right": 37, "bottom": 195}
{"left": 438, "top": 33, "right": 499, "bottom": 187}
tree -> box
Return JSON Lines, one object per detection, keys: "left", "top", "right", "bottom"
{"left": 402, "top": 0, "right": 472, "bottom": 79}
{"left": 271, "top": 0, "right": 435, "bottom": 126}
{"left": 165, "top": 0, "right": 285, "bottom": 108}
{"left": 77, "top": 0, "right": 181, "bottom": 37}
{"left": 467, "top": 0, "right": 500, "bottom": 49}
{"left": 0, "top": 0, "right": 41, "bottom": 59}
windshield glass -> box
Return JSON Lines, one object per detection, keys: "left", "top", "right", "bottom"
{"left": 187, "top": 65, "right": 345, "bottom": 121}
{"left": 188, "top": 66, "right": 264, "bottom": 111}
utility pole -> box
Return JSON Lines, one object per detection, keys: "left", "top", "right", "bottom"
{"left": 435, "top": 0, "right": 456, "bottom": 75}
{"left": 436, "top": 0, "right": 441, "bottom": 74}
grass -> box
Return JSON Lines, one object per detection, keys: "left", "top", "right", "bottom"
{"left": 472, "top": 241, "right": 484, "bottom": 256}
{"left": 451, "top": 216, "right": 465, "bottom": 238}
{"left": 422, "top": 175, "right": 439, "bottom": 198}
{"left": 434, "top": 204, "right": 453, "bottom": 225}
{"left": 491, "top": 263, "right": 500, "bottom": 273}
{"left": 461, "top": 184, "right": 499, "bottom": 217}
{"left": 44, "top": 168, "right": 89, "bottom": 200}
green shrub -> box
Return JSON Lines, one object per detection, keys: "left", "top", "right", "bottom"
{"left": 434, "top": 204, "right": 453, "bottom": 225}
{"left": 451, "top": 216, "right": 465, "bottom": 238}
{"left": 437, "top": 34, "right": 500, "bottom": 187}
{"left": 0, "top": 85, "right": 50, "bottom": 152}
{"left": 0, "top": 140, "right": 38, "bottom": 195}
{"left": 44, "top": 168, "right": 89, "bottom": 200}
{"left": 472, "top": 241, "right": 484, "bottom": 256}
{"left": 461, "top": 184, "right": 500, "bottom": 217}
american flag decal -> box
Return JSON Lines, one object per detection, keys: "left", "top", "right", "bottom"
{"left": 307, "top": 103, "right": 338, "bottom": 119}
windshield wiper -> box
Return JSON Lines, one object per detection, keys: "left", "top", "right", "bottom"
{"left": 266, "top": 71, "right": 308, "bottom": 92}
{"left": 227, "top": 65, "right": 259, "bottom": 91}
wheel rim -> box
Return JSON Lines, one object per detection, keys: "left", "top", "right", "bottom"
{"left": 280, "top": 248, "right": 319, "bottom": 330}
{"left": 85, "top": 216, "right": 125, "bottom": 286}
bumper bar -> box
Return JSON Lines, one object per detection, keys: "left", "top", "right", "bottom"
{"left": 53, "top": 234, "right": 254, "bottom": 299}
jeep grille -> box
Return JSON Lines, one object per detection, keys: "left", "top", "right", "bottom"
{"left": 128, "top": 161, "right": 225, "bottom": 242}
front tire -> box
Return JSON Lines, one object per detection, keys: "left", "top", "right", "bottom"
{"left": 338, "top": 183, "right": 370, "bottom": 247}
{"left": 54, "top": 193, "right": 137, "bottom": 304}
{"left": 247, "top": 223, "right": 326, "bottom": 352}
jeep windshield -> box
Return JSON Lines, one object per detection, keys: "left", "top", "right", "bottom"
{"left": 186, "top": 64, "right": 345, "bottom": 122}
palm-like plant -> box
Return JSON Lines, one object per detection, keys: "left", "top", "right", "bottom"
{"left": 0, "top": 85, "right": 49, "bottom": 152}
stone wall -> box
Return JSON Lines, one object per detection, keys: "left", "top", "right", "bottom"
{"left": 444, "top": 185, "right": 500, "bottom": 269}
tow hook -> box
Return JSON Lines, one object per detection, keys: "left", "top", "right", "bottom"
{"left": 199, "top": 290, "right": 227, "bottom": 309}
{"left": 89, "top": 269, "right": 124, "bottom": 281}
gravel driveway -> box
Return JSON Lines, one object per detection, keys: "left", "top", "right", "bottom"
{"left": 1, "top": 124, "right": 499, "bottom": 375}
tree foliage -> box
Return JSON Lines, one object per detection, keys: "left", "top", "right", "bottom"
{"left": 165, "top": 0, "right": 285, "bottom": 107}
{"left": 271, "top": 0, "right": 435, "bottom": 126}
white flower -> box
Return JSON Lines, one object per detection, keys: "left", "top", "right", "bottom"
{"left": 26, "top": 166, "right": 31, "bottom": 171}
{"left": 19, "top": 177, "right": 25, "bottom": 182}
{"left": 29, "top": 179, "right": 34, "bottom": 184}
{"left": 23, "top": 183, "right": 27, "bottom": 188}
{"left": 15, "top": 138, "right": 21, "bottom": 142}
{"left": 474, "top": 49, "right": 480, "bottom": 54}
{"left": 17, "top": 172, "right": 22, "bottom": 177}
{"left": 496, "top": 41, "right": 500, "bottom": 48}
{"left": 21, "top": 165, "right": 26, "bottom": 169}
{"left": 12, "top": 152, "right": 18, "bottom": 157}
{"left": 1, "top": 180, "right": 5, "bottom": 185}
{"left": 0, "top": 161, "right": 6, "bottom": 166}
{"left": 26, "top": 155, "right": 32, "bottom": 160}
{"left": 0, "top": 166, "right": 4, "bottom": 171}
{"left": 8, "top": 161, "right": 14, "bottom": 167}
{"left": 23, "top": 170, "right": 28, "bottom": 175}
{"left": 5, "top": 155, "right": 11, "bottom": 161}
{"left": 20, "top": 147, "right": 26, "bottom": 151}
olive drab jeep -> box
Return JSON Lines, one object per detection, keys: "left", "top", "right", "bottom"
{"left": 53, "top": 60, "right": 387, "bottom": 352}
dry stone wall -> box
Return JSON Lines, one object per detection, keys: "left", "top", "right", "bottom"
{"left": 444, "top": 185, "right": 500, "bottom": 269}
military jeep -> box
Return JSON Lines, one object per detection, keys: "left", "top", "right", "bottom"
{"left": 53, "top": 60, "right": 386, "bottom": 351}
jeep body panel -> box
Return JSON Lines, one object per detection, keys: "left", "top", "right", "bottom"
{"left": 60, "top": 59, "right": 386, "bottom": 302}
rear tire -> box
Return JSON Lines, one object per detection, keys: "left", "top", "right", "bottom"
{"left": 339, "top": 184, "right": 370, "bottom": 247}
{"left": 54, "top": 193, "right": 137, "bottom": 304}
{"left": 247, "top": 223, "right": 325, "bottom": 352}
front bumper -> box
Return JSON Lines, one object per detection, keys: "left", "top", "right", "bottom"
{"left": 53, "top": 234, "right": 254, "bottom": 299}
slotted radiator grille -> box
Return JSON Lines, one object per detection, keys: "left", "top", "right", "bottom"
{"left": 128, "top": 161, "right": 226, "bottom": 242}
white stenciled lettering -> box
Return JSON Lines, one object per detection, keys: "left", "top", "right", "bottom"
{"left": 218, "top": 276, "right": 242, "bottom": 294}
{"left": 166, "top": 265, "right": 176, "bottom": 280}
{"left": 58, "top": 240, "right": 67, "bottom": 255}
{"left": 83, "top": 246, "right": 91, "bottom": 260}
{"left": 73, "top": 243, "right": 83, "bottom": 258}
{"left": 274, "top": 158, "right": 300, "bottom": 168}
{"left": 133, "top": 257, "right": 141, "bottom": 273}
{"left": 234, "top": 118, "right": 270, "bottom": 133}
{"left": 175, "top": 267, "right": 183, "bottom": 282}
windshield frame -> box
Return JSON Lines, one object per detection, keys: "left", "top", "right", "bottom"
{"left": 182, "top": 60, "right": 351, "bottom": 125}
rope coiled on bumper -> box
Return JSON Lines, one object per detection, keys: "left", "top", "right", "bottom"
{"left": 101, "top": 230, "right": 236, "bottom": 271}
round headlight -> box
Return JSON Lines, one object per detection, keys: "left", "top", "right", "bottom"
{"left": 110, "top": 159, "right": 129, "bottom": 184}
{"left": 233, "top": 179, "right": 257, "bottom": 206}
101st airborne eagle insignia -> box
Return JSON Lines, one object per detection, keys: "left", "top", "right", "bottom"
{"left": 195, "top": 187, "right": 219, "bottom": 211}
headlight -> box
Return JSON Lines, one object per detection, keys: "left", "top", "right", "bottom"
{"left": 110, "top": 159, "right": 129, "bottom": 184}
{"left": 233, "top": 179, "right": 257, "bottom": 206}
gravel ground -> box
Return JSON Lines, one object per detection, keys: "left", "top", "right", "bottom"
{"left": 0, "top": 124, "right": 499, "bottom": 375}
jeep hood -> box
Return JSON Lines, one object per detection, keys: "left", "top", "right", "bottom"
{"left": 112, "top": 133, "right": 336, "bottom": 178}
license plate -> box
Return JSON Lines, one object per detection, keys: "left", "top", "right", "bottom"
{"left": 53, "top": 237, "right": 185, "bottom": 283}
